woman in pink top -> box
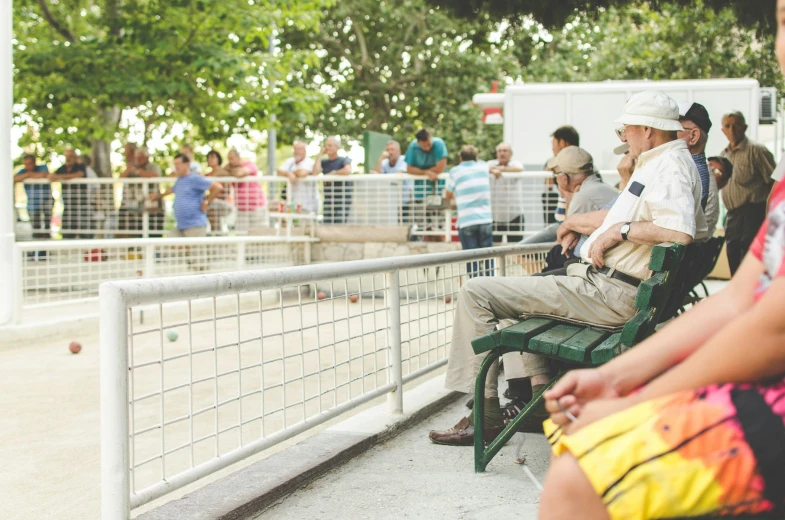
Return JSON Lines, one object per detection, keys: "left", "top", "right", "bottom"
{"left": 225, "top": 148, "right": 268, "bottom": 232}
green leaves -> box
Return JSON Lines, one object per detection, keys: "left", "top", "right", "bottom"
{"left": 14, "top": 0, "right": 331, "bottom": 158}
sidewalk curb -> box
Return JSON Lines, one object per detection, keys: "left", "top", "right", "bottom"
{"left": 137, "top": 379, "right": 461, "bottom": 520}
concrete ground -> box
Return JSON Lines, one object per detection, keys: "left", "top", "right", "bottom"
{"left": 254, "top": 397, "right": 548, "bottom": 520}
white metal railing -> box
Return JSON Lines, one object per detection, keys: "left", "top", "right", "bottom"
{"left": 15, "top": 171, "right": 621, "bottom": 241}
{"left": 14, "top": 235, "right": 315, "bottom": 313}
{"left": 99, "top": 243, "right": 551, "bottom": 518}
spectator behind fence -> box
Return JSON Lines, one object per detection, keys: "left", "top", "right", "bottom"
{"left": 225, "top": 148, "right": 268, "bottom": 232}
{"left": 50, "top": 149, "right": 90, "bottom": 239}
{"left": 149, "top": 154, "right": 222, "bottom": 237}
{"left": 313, "top": 136, "right": 352, "bottom": 224}
{"left": 444, "top": 145, "right": 493, "bottom": 277}
{"left": 14, "top": 154, "right": 51, "bottom": 239}
{"left": 120, "top": 146, "right": 163, "bottom": 237}
{"left": 179, "top": 143, "right": 202, "bottom": 175}
{"left": 405, "top": 129, "right": 448, "bottom": 209}
{"left": 677, "top": 102, "right": 720, "bottom": 235}
{"left": 428, "top": 91, "right": 706, "bottom": 445}
{"left": 487, "top": 142, "right": 525, "bottom": 242}
{"left": 277, "top": 141, "right": 318, "bottom": 214}
{"left": 373, "top": 140, "right": 412, "bottom": 224}
{"left": 720, "top": 111, "right": 776, "bottom": 274}
{"left": 205, "top": 150, "right": 234, "bottom": 232}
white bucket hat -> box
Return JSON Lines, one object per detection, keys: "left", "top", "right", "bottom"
{"left": 614, "top": 90, "right": 684, "bottom": 132}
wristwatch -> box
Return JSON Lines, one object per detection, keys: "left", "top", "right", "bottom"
{"left": 620, "top": 222, "right": 632, "bottom": 241}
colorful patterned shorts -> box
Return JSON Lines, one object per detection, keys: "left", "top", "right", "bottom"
{"left": 545, "top": 382, "right": 785, "bottom": 519}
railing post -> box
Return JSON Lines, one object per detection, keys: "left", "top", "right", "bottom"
{"left": 141, "top": 183, "right": 149, "bottom": 238}
{"left": 444, "top": 209, "right": 452, "bottom": 243}
{"left": 386, "top": 270, "right": 404, "bottom": 414}
{"left": 237, "top": 241, "right": 246, "bottom": 270}
{"left": 498, "top": 255, "right": 507, "bottom": 278}
{"left": 13, "top": 243, "right": 23, "bottom": 323}
{"left": 145, "top": 244, "right": 155, "bottom": 278}
{"left": 100, "top": 283, "right": 130, "bottom": 520}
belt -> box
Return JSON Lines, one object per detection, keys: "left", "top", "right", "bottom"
{"left": 595, "top": 266, "right": 641, "bottom": 288}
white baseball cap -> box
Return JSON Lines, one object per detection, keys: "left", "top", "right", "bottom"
{"left": 614, "top": 90, "right": 684, "bottom": 132}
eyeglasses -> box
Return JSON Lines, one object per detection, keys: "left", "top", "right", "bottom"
{"left": 615, "top": 126, "right": 627, "bottom": 141}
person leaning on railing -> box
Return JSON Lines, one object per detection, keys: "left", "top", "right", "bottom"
{"left": 205, "top": 150, "right": 234, "bottom": 233}
{"left": 428, "top": 90, "right": 707, "bottom": 446}
{"left": 149, "top": 154, "right": 223, "bottom": 237}
{"left": 313, "top": 136, "right": 353, "bottom": 224}
{"left": 14, "top": 153, "right": 52, "bottom": 240}
{"left": 119, "top": 146, "right": 163, "bottom": 238}
{"left": 487, "top": 142, "right": 525, "bottom": 243}
{"left": 225, "top": 148, "right": 268, "bottom": 233}
{"left": 277, "top": 140, "right": 318, "bottom": 214}
{"left": 49, "top": 149, "right": 90, "bottom": 239}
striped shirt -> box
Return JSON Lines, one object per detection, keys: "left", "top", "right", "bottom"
{"left": 446, "top": 161, "right": 493, "bottom": 229}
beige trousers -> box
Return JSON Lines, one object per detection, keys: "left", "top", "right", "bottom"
{"left": 444, "top": 262, "right": 639, "bottom": 398}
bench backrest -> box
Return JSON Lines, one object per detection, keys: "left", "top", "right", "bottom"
{"left": 620, "top": 243, "right": 686, "bottom": 348}
{"left": 658, "top": 237, "right": 724, "bottom": 322}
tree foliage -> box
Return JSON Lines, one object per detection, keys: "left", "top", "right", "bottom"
{"left": 13, "top": 0, "right": 329, "bottom": 172}
{"left": 282, "top": 0, "right": 514, "bottom": 162}
{"left": 522, "top": 2, "right": 785, "bottom": 95}
{"left": 430, "top": 0, "right": 777, "bottom": 34}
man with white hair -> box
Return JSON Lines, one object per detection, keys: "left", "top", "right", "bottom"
{"left": 313, "top": 136, "right": 353, "bottom": 224}
{"left": 428, "top": 90, "right": 706, "bottom": 445}
{"left": 277, "top": 140, "right": 319, "bottom": 213}
{"left": 373, "top": 140, "right": 412, "bottom": 224}
{"left": 720, "top": 111, "right": 776, "bottom": 274}
{"left": 488, "top": 142, "right": 526, "bottom": 242}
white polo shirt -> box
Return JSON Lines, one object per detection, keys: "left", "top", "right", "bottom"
{"left": 582, "top": 139, "right": 707, "bottom": 280}
{"left": 487, "top": 159, "right": 525, "bottom": 222}
{"left": 280, "top": 156, "right": 318, "bottom": 213}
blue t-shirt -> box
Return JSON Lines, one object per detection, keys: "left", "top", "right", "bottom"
{"left": 322, "top": 156, "right": 353, "bottom": 201}
{"left": 17, "top": 165, "right": 51, "bottom": 210}
{"left": 404, "top": 138, "right": 448, "bottom": 200}
{"left": 446, "top": 161, "right": 492, "bottom": 229}
{"left": 172, "top": 174, "right": 213, "bottom": 230}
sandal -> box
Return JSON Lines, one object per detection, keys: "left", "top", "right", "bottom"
{"left": 501, "top": 398, "right": 527, "bottom": 423}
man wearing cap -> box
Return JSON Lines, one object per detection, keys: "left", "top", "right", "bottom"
{"left": 677, "top": 102, "right": 720, "bottom": 235}
{"left": 428, "top": 91, "right": 705, "bottom": 444}
{"left": 720, "top": 111, "right": 776, "bottom": 274}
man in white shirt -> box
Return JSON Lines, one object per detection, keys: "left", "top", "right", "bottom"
{"left": 373, "top": 140, "right": 412, "bottom": 224}
{"left": 429, "top": 91, "right": 705, "bottom": 444}
{"left": 277, "top": 141, "right": 318, "bottom": 213}
{"left": 487, "top": 142, "right": 525, "bottom": 242}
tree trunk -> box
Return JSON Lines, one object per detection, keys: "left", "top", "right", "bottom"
{"left": 91, "top": 106, "right": 121, "bottom": 178}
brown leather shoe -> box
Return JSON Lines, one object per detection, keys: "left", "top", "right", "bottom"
{"left": 428, "top": 417, "right": 504, "bottom": 446}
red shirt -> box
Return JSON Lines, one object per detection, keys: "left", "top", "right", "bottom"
{"left": 750, "top": 181, "right": 785, "bottom": 300}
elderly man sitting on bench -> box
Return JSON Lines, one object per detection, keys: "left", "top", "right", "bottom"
{"left": 429, "top": 90, "right": 708, "bottom": 446}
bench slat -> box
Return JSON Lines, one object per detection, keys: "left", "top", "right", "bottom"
{"left": 557, "top": 328, "right": 610, "bottom": 363}
{"left": 530, "top": 325, "right": 583, "bottom": 356}
{"left": 499, "top": 318, "right": 556, "bottom": 351}
{"left": 590, "top": 333, "right": 623, "bottom": 365}
{"left": 471, "top": 330, "right": 503, "bottom": 355}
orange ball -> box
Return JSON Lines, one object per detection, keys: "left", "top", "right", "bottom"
{"left": 69, "top": 341, "right": 82, "bottom": 354}
{"left": 349, "top": 295, "right": 359, "bottom": 303}
{"left": 317, "top": 291, "right": 327, "bottom": 301}
{"left": 444, "top": 295, "right": 452, "bottom": 304}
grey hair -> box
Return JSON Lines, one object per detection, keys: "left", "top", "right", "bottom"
{"left": 385, "top": 140, "right": 401, "bottom": 150}
{"left": 723, "top": 111, "right": 746, "bottom": 125}
{"left": 496, "top": 142, "right": 513, "bottom": 152}
{"left": 293, "top": 140, "right": 307, "bottom": 147}
{"left": 227, "top": 147, "right": 240, "bottom": 157}
{"left": 136, "top": 146, "right": 150, "bottom": 157}
{"left": 326, "top": 136, "right": 341, "bottom": 148}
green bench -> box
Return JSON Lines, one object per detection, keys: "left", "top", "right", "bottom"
{"left": 470, "top": 243, "right": 686, "bottom": 473}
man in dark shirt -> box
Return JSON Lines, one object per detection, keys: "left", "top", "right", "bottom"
{"left": 50, "top": 149, "right": 89, "bottom": 239}
{"left": 313, "top": 136, "right": 352, "bottom": 224}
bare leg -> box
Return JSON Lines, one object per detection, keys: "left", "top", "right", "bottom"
{"left": 539, "top": 454, "right": 610, "bottom": 520}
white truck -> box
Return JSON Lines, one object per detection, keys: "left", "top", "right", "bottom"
{"left": 473, "top": 78, "right": 779, "bottom": 171}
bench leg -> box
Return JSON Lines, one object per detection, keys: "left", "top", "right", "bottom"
{"left": 474, "top": 361, "right": 561, "bottom": 473}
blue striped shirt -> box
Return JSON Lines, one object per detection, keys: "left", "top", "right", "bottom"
{"left": 692, "top": 153, "right": 710, "bottom": 210}
{"left": 446, "top": 161, "right": 493, "bottom": 229}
